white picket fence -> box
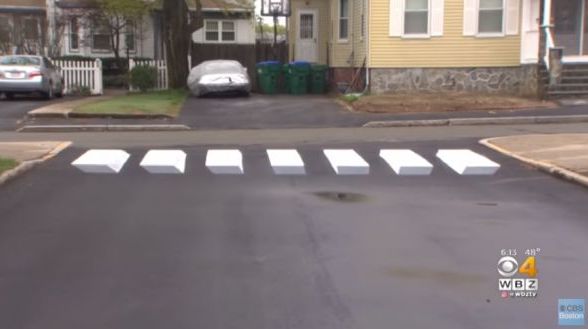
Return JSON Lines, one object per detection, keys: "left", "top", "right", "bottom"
{"left": 129, "top": 59, "right": 168, "bottom": 91}
{"left": 53, "top": 59, "right": 103, "bottom": 95}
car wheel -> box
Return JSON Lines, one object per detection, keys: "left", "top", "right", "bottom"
{"left": 56, "top": 79, "right": 65, "bottom": 98}
{"left": 43, "top": 83, "right": 54, "bottom": 100}
{"left": 5, "top": 92, "right": 14, "bottom": 100}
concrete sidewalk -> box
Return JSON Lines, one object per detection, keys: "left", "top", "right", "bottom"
{"left": 27, "top": 89, "right": 126, "bottom": 118}
{"left": 481, "top": 134, "right": 588, "bottom": 187}
{"left": 0, "top": 141, "right": 71, "bottom": 185}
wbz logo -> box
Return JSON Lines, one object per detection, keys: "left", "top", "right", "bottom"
{"left": 498, "top": 278, "right": 538, "bottom": 291}
{"left": 497, "top": 255, "right": 538, "bottom": 298}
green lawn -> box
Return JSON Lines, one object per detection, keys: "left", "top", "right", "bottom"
{"left": 0, "top": 157, "right": 19, "bottom": 175}
{"left": 74, "top": 90, "right": 187, "bottom": 117}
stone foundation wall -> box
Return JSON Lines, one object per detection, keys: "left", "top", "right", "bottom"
{"left": 369, "top": 65, "right": 540, "bottom": 97}
{"left": 330, "top": 67, "right": 366, "bottom": 92}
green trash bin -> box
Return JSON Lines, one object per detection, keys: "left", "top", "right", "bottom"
{"left": 256, "top": 61, "right": 281, "bottom": 94}
{"left": 287, "top": 62, "right": 311, "bottom": 95}
{"left": 310, "top": 64, "right": 328, "bottom": 94}
{"left": 281, "top": 64, "right": 290, "bottom": 93}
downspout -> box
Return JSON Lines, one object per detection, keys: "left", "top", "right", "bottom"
{"left": 362, "top": 0, "right": 369, "bottom": 94}
{"left": 541, "top": 0, "right": 562, "bottom": 86}
{"left": 541, "top": 0, "right": 552, "bottom": 68}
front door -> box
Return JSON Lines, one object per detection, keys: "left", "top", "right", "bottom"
{"left": 554, "top": 0, "right": 588, "bottom": 56}
{"left": 296, "top": 9, "right": 318, "bottom": 63}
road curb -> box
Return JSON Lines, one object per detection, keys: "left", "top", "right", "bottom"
{"left": 27, "top": 112, "right": 70, "bottom": 119}
{"left": 67, "top": 112, "right": 175, "bottom": 119}
{"left": 480, "top": 138, "right": 588, "bottom": 189}
{"left": 27, "top": 112, "right": 174, "bottom": 120}
{"left": 334, "top": 99, "right": 358, "bottom": 113}
{"left": 0, "top": 141, "right": 72, "bottom": 186}
{"left": 363, "top": 114, "right": 588, "bottom": 128}
{"left": 17, "top": 124, "right": 191, "bottom": 132}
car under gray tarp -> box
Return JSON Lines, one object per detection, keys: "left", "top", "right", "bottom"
{"left": 187, "top": 60, "right": 251, "bottom": 97}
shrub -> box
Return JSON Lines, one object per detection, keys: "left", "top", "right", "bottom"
{"left": 53, "top": 56, "right": 154, "bottom": 75}
{"left": 69, "top": 85, "right": 92, "bottom": 96}
{"left": 104, "top": 74, "right": 129, "bottom": 88}
{"left": 341, "top": 93, "right": 361, "bottom": 103}
{"left": 129, "top": 65, "right": 158, "bottom": 92}
{"left": 53, "top": 55, "right": 95, "bottom": 61}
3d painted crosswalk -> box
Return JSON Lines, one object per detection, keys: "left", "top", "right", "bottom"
{"left": 379, "top": 149, "right": 433, "bottom": 176}
{"left": 71, "top": 149, "right": 130, "bottom": 174}
{"left": 140, "top": 150, "right": 186, "bottom": 174}
{"left": 205, "top": 149, "right": 244, "bottom": 174}
{"left": 267, "top": 149, "right": 306, "bottom": 175}
{"left": 71, "top": 148, "right": 501, "bottom": 176}
{"left": 323, "top": 149, "right": 370, "bottom": 175}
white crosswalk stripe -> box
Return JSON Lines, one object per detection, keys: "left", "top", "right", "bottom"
{"left": 266, "top": 149, "right": 306, "bottom": 175}
{"left": 71, "top": 148, "right": 502, "bottom": 176}
{"left": 140, "top": 150, "right": 186, "bottom": 174}
{"left": 323, "top": 149, "right": 370, "bottom": 175}
{"left": 436, "top": 149, "right": 500, "bottom": 175}
{"left": 71, "top": 149, "right": 130, "bottom": 174}
{"left": 205, "top": 149, "right": 244, "bottom": 174}
{"left": 379, "top": 149, "right": 433, "bottom": 175}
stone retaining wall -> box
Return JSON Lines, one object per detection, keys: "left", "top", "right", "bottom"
{"left": 370, "top": 65, "right": 540, "bottom": 97}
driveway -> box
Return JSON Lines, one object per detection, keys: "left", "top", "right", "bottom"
{"left": 179, "top": 94, "right": 374, "bottom": 129}
{"left": 178, "top": 94, "right": 588, "bottom": 130}
{"left": 0, "top": 94, "right": 73, "bottom": 131}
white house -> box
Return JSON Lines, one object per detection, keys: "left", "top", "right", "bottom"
{"left": 54, "top": 0, "right": 255, "bottom": 59}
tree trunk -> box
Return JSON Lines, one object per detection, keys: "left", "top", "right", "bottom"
{"left": 162, "top": 0, "right": 190, "bottom": 89}
{"left": 162, "top": 0, "right": 203, "bottom": 89}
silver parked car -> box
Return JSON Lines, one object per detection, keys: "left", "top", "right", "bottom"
{"left": 187, "top": 60, "right": 251, "bottom": 97}
{"left": 0, "top": 55, "right": 64, "bottom": 100}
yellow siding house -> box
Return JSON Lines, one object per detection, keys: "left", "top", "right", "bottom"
{"left": 288, "top": 0, "right": 542, "bottom": 95}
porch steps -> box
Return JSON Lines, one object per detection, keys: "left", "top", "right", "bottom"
{"left": 546, "top": 63, "right": 588, "bottom": 98}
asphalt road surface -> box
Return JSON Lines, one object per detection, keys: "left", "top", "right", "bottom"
{"left": 0, "top": 94, "right": 70, "bottom": 131}
{"left": 178, "top": 95, "right": 588, "bottom": 130}
{"left": 0, "top": 139, "right": 587, "bottom": 329}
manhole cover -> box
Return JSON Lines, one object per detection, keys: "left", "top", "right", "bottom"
{"left": 311, "top": 191, "right": 368, "bottom": 203}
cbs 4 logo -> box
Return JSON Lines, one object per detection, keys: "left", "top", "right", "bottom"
{"left": 497, "top": 256, "right": 537, "bottom": 278}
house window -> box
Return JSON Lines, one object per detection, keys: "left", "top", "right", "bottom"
{"left": 205, "top": 21, "right": 219, "bottom": 41}
{"left": 205, "top": 20, "right": 235, "bottom": 42}
{"left": 92, "top": 20, "right": 111, "bottom": 51}
{"left": 339, "top": 0, "right": 349, "bottom": 40}
{"left": 221, "top": 21, "right": 235, "bottom": 41}
{"left": 23, "top": 18, "right": 39, "bottom": 40}
{"left": 0, "top": 16, "right": 8, "bottom": 29}
{"left": 70, "top": 17, "right": 79, "bottom": 51}
{"left": 404, "top": 0, "right": 429, "bottom": 35}
{"left": 0, "top": 16, "right": 10, "bottom": 53}
{"left": 478, "top": 0, "right": 503, "bottom": 33}
{"left": 300, "top": 14, "right": 313, "bottom": 39}
{"left": 125, "top": 20, "right": 136, "bottom": 52}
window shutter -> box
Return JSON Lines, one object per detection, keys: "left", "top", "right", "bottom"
{"left": 431, "top": 0, "right": 444, "bottom": 36}
{"left": 506, "top": 0, "right": 520, "bottom": 35}
{"left": 463, "top": 0, "right": 476, "bottom": 36}
{"left": 389, "top": 0, "right": 403, "bottom": 36}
